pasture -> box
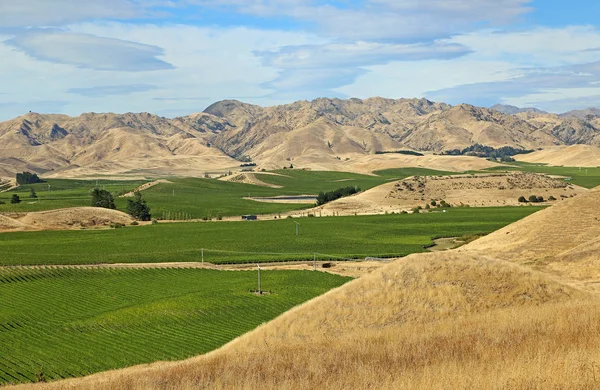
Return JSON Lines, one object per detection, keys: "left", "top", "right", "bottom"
{"left": 0, "top": 267, "right": 350, "bottom": 385}
{"left": 0, "top": 207, "right": 542, "bottom": 266}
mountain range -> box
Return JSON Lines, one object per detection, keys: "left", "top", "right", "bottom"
{"left": 1, "top": 97, "right": 599, "bottom": 178}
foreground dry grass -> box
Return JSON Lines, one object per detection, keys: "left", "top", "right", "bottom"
{"left": 11, "top": 253, "right": 600, "bottom": 390}
{"left": 9, "top": 188, "right": 600, "bottom": 390}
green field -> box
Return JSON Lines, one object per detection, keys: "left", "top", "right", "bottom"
{"left": 0, "top": 267, "right": 350, "bottom": 385}
{"left": 0, "top": 168, "right": 453, "bottom": 218}
{"left": 143, "top": 168, "right": 454, "bottom": 219}
{"left": 484, "top": 162, "right": 600, "bottom": 189}
{"left": 0, "top": 207, "right": 542, "bottom": 266}
{"left": 0, "top": 179, "right": 147, "bottom": 212}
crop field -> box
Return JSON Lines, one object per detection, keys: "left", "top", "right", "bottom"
{"left": 144, "top": 168, "right": 453, "bottom": 219}
{"left": 0, "top": 267, "right": 350, "bottom": 385}
{"left": 485, "top": 162, "right": 600, "bottom": 188}
{"left": 0, "top": 207, "right": 542, "bottom": 266}
{"left": 0, "top": 179, "right": 147, "bottom": 212}
{"left": 0, "top": 168, "right": 453, "bottom": 218}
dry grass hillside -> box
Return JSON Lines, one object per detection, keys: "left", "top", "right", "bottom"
{"left": 1, "top": 98, "right": 600, "bottom": 178}
{"left": 12, "top": 186, "right": 600, "bottom": 390}
{"left": 0, "top": 207, "right": 134, "bottom": 232}
{"left": 515, "top": 144, "right": 600, "bottom": 167}
{"left": 463, "top": 186, "right": 600, "bottom": 284}
{"left": 319, "top": 172, "right": 585, "bottom": 215}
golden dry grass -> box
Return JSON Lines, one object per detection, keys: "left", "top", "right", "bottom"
{"left": 7, "top": 188, "right": 600, "bottom": 390}
{"left": 515, "top": 145, "right": 600, "bottom": 167}
{"left": 319, "top": 172, "right": 586, "bottom": 215}
{"left": 0, "top": 207, "right": 134, "bottom": 232}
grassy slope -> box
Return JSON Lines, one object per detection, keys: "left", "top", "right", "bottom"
{"left": 0, "top": 207, "right": 542, "bottom": 266}
{"left": 0, "top": 267, "right": 350, "bottom": 385}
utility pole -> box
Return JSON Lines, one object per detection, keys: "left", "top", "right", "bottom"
{"left": 201, "top": 248, "right": 204, "bottom": 264}
{"left": 294, "top": 221, "right": 300, "bottom": 236}
{"left": 314, "top": 253, "right": 316, "bottom": 271}
{"left": 257, "top": 264, "right": 261, "bottom": 294}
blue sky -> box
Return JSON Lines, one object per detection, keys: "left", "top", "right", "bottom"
{"left": 0, "top": 0, "right": 599, "bottom": 120}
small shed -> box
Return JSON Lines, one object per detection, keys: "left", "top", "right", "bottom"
{"left": 242, "top": 215, "right": 258, "bottom": 221}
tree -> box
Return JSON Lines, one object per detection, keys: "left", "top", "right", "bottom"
{"left": 29, "top": 187, "right": 37, "bottom": 199}
{"left": 16, "top": 172, "right": 42, "bottom": 185}
{"left": 90, "top": 188, "right": 115, "bottom": 209}
{"left": 127, "top": 191, "right": 151, "bottom": 221}
{"left": 528, "top": 195, "right": 539, "bottom": 203}
{"left": 518, "top": 196, "right": 527, "bottom": 203}
{"left": 11, "top": 194, "right": 21, "bottom": 204}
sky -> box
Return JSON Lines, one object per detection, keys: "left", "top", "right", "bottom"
{"left": 1, "top": 0, "right": 600, "bottom": 120}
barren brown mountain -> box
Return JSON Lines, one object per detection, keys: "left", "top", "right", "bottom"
{"left": 1, "top": 98, "right": 600, "bottom": 178}
{"left": 12, "top": 187, "right": 600, "bottom": 390}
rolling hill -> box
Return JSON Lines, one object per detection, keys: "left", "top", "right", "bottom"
{"left": 11, "top": 186, "right": 600, "bottom": 389}
{"left": 1, "top": 98, "right": 600, "bottom": 179}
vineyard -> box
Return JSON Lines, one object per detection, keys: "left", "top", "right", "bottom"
{"left": 0, "top": 207, "right": 543, "bottom": 266}
{"left": 0, "top": 267, "right": 350, "bottom": 385}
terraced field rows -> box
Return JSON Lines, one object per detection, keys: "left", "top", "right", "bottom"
{"left": 0, "top": 267, "right": 350, "bottom": 385}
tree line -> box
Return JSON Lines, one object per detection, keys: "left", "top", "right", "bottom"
{"left": 443, "top": 144, "right": 534, "bottom": 161}
{"left": 316, "top": 186, "right": 361, "bottom": 206}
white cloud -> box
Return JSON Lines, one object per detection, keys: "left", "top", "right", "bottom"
{"left": 257, "top": 41, "right": 471, "bottom": 69}
{"left": 5, "top": 30, "right": 173, "bottom": 71}
{"left": 190, "top": 0, "right": 533, "bottom": 41}
{"left": 0, "top": 24, "right": 319, "bottom": 120}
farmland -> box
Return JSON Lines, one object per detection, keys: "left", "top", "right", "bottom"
{"left": 0, "top": 168, "right": 453, "bottom": 218}
{"left": 0, "top": 207, "right": 542, "bottom": 266}
{"left": 0, "top": 179, "right": 147, "bottom": 213}
{"left": 143, "top": 168, "right": 454, "bottom": 219}
{"left": 0, "top": 267, "right": 350, "bottom": 385}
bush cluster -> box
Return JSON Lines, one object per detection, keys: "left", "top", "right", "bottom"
{"left": 518, "top": 195, "right": 545, "bottom": 203}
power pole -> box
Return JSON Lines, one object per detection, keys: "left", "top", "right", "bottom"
{"left": 314, "top": 253, "right": 316, "bottom": 271}
{"left": 257, "top": 264, "right": 261, "bottom": 294}
{"left": 201, "top": 248, "right": 204, "bottom": 265}
{"left": 294, "top": 221, "right": 300, "bottom": 236}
